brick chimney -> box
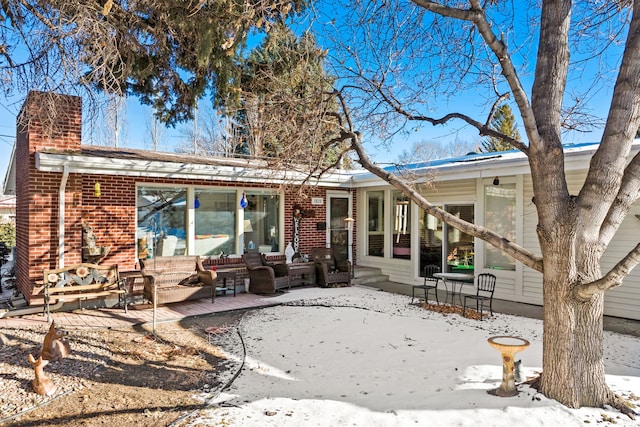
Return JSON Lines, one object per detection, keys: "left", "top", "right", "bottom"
{"left": 15, "top": 92, "right": 82, "bottom": 302}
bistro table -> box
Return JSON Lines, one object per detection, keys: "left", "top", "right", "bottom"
{"left": 433, "top": 272, "right": 475, "bottom": 306}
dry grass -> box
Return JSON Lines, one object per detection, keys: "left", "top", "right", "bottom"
{"left": 415, "top": 301, "right": 487, "bottom": 321}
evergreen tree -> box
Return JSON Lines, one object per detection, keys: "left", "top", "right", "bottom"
{"left": 224, "top": 24, "right": 349, "bottom": 167}
{"left": 0, "top": 222, "right": 15, "bottom": 248}
{"left": 0, "top": 0, "right": 307, "bottom": 125}
{"left": 480, "top": 104, "right": 521, "bottom": 152}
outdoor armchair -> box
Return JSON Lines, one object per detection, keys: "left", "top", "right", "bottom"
{"left": 243, "top": 252, "right": 290, "bottom": 294}
{"left": 311, "top": 247, "right": 351, "bottom": 287}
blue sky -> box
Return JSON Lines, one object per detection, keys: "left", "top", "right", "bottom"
{"left": 0, "top": 3, "right": 620, "bottom": 193}
{"left": 0, "top": 87, "right": 610, "bottom": 195}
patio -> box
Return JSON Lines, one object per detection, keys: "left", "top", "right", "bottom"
{"left": 0, "top": 291, "right": 274, "bottom": 330}
{"left": 1, "top": 274, "right": 639, "bottom": 338}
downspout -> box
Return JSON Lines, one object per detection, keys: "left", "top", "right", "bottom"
{"left": 0, "top": 169, "right": 70, "bottom": 318}
{"left": 59, "top": 166, "right": 69, "bottom": 269}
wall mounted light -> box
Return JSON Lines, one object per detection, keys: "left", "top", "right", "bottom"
{"left": 94, "top": 182, "right": 101, "bottom": 197}
{"left": 240, "top": 192, "right": 248, "bottom": 209}
{"left": 493, "top": 177, "right": 500, "bottom": 186}
{"left": 194, "top": 195, "right": 200, "bottom": 209}
{"left": 344, "top": 217, "right": 354, "bottom": 231}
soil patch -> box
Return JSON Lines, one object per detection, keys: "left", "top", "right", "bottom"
{"left": 1, "top": 312, "right": 245, "bottom": 427}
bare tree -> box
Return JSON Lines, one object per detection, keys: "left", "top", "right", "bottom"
{"left": 174, "top": 103, "right": 237, "bottom": 157}
{"left": 145, "top": 110, "right": 165, "bottom": 151}
{"left": 396, "top": 138, "right": 480, "bottom": 164}
{"left": 106, "top": 95, "right": 127, "bottom": 148}
{"left": 309, "top": 0, "right": 640, "bottom": 413}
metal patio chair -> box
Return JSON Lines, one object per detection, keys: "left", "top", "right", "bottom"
{"left": 463, "top": 273, "right": 497, "bottom": 319}
{"left": 411, "top": 264, "right": 441, "bottom": 304}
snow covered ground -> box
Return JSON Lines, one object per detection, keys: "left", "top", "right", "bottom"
{"left": 184, "top": 286, "right": 640, "bottom": 426}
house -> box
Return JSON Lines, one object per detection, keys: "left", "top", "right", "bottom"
{"left": 0, "top": 195, "right": 15, "bottom": 224}
{"left": 3, "top": 92, "right": 355, "bottom": 305}
{"left": 354, "top": 144, "right": 640, "bottom": 321}
{"left": 4, "top": 91, "right": 640, "bottom": 320}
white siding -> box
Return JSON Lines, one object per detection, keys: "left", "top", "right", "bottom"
{"left": 522, "top": 169, "right": 640, "bottom": 320}
{"left": 521, "top": 175, "right": 541, "bottom": 303}
{"left": 425, "top": 179, "right": 478, "bottom": 200}
{"left": 358, "top": 168, "right": 640, "bottom": 320}
{"left": 601, "top": 210, "right": 640, "bottom": 320}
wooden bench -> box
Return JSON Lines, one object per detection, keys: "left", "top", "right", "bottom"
{"left": 43, "top": 263, "right": 127, "bottom": 322}
{"left": 140, "top": 256, "right": 216, "bottom": 305}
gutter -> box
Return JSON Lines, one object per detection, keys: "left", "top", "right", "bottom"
{"left": 0, "top": 167, "right": 74, "bottom": 318}
{"left": 35, "top": 152, "right": 353, "bottom": 188}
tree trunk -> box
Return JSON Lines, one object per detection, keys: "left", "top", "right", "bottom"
{"left": 539, "top": 236, "right": 614, "bottom": 407}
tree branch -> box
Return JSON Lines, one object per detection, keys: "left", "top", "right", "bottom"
{"left": 412, "top": 0, "right": 542, "bottom": 150}
{"left": 369, "top": 79, "right": 530, "bottom": 154}
{"left": 578, "top": 0, "right": 640, "bottom": 249}
{"left": 575, "top": 242, "right": 640, "bottom": 300}
{"left": 484, "top": 92, "right": 512, "bottom": 128}
{"left": 599, "top": 152, "right": 640, "bottom": 247}
{"left": 331, "top": 90, "right": 544, "bottom": 272}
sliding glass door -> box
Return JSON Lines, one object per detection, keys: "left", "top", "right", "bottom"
{"left": 419, "top": 204, "right": 474, "bottom": 276}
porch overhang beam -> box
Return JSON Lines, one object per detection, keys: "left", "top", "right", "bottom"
{"left": 35, "top": 153, "right": 353, "bottom": 188}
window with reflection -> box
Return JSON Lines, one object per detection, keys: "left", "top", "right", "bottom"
{"left": 446, "top": 205, "right": 474, "bottom": 273}
{"left": 419, "top": 211, "right": 443, "bottom": 275}
{"left": 194, "top": 190, "right": 236, "bottom": 256}
{"left": 392, "top": 191, "right": 411, "bottom": 259}
{"left": 137, "top": 187, "right": 187, "bottom": 258}
{"left": 243, "top": 192, "right": 280, "bottom": 253}
{"left": 484, "top": 184, "right": 516, "bottom": 270}
{"left": 329, "top": 197, "right": 350, "bottom": 262}
{"left": 367, "top": 191, "right": 385, "bottom": 257}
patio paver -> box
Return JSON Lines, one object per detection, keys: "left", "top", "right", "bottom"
{"left": 0, "top": 292, "right": 279, "bottom": 330}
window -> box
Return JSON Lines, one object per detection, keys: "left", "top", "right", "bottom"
{"left": 137, "top": 186, "right": 282, "bottom": 257}
{"left": 419, "top": 211, "right": 442, "bottom": 275}
{"left": 137, "top": 186, "right": 187, "bottom": 258}
{"left": 194, "top": 190, "right": 236, "bottom": 256}
{"left": 446, "top": 205, "right": 474, "bottom": 272}
{"left": 484, "top": 184, "right": 516, "bottom": 270}
{"left": 392, "top": 191, "right": 411, "bottom": 259}
{"left": 243, "top": 192, "right": 280, "bottom": 253}
{"left": 367, "top": 191, "right": 384, "bottom": 257}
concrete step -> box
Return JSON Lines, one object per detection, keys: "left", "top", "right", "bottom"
{"left": 352, "top": 266, "right": 389, "bottom": 286}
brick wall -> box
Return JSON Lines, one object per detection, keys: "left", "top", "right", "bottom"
{"left": 285, "top": 188, "right": 327, "bottom": 254}
{"left": 284, "top": 188, "right": 357, "bottom": 263}
{"left": 80, "top": 174, "right": 138, "bottom": 271}
{"left": 16, "top": 91, "right": 357, "bottom": 304}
